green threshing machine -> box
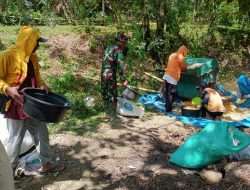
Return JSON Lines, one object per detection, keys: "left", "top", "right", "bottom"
{"left": 177, "top": 58, "right": 220, "bottom": 99}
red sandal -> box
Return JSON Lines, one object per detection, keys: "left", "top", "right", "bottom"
{"left": 39, "top": 162, "right": 65, "bottom": 174}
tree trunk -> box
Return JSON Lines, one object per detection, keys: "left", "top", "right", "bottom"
{"left": 156, "top": 1, "right": 165, "bottom": 39}
{"left": 238, "top": 0, "right": 250, "bottom": 16}
{"left": 152, "top": 1, "right": 166, "bottom": 66}
{"left": 142, "top": 0, "right": 151, "bottom": 48}
{"left": 101, "top": 0, "right": 105, "bottom": 25}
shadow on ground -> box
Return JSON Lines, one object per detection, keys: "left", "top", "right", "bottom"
{"left": 15, "top": 114, "right": 250, "bottom": 190}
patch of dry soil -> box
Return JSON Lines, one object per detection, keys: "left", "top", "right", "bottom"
{"left": 15, "top": 113, "right": 250, "bottom": 190}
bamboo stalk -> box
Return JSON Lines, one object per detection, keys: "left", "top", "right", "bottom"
{"left": 81, "top": 74, "right": 159, "bottom": 93}
{"left": 144, "top": 72, "right": 164, "bottom": 82}
{"left": 81, "top": 74, "right": 99, "bottom": 81}
{"left": 130, "top": 86, "right": 159, "bottom": 93}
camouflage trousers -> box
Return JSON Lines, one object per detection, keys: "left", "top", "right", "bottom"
{"left": 101, "top": 79, "right": 118, "bottom": 103}
{"left": 101, "top": 76, "right": 118, "bottom": 116}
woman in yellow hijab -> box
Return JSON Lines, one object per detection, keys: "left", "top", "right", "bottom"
{"left": 0, "top": 26, "right": 64, "bottom": 174}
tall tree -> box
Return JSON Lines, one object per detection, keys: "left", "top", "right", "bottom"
{"left": 142, "top": 0, "right": 150, "bottom": 48}
{"left": 156, "top": 0, "right": 166, "bottom": 39}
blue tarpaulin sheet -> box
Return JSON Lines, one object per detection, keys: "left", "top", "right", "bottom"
{"left": 138, "top": 84, "right": 250, "bottom": 128}
{"left": 217, "top": 83, "right": 250, "bottom": 108}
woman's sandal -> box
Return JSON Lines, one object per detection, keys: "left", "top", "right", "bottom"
{"left": 39, "top": 162, "right": 65, "bottom": 174}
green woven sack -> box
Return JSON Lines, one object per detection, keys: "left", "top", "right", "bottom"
{"left": 169, "top": 121, "right": 250, "bottom": 169}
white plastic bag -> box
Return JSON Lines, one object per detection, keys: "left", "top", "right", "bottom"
{"left": 117, "top": 97, "right": 144, "bottom": 118}
{"left": 230, "top": 144, "right": 250, "bottom": 160}
{"left": 85, "top": 96, "right": 95, "bottom": 107}
{"left": 15, "top": 152, "right": 41, "bottom": 176}
{"left": 0, "top": 115, "right": 34, "bottom": 155}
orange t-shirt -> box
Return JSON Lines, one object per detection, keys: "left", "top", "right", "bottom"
{"left": 204, "top": 88, "right": 225, "bottom": 113}
{"left": 164, "top": 45, "right": 188, "bottom": 81}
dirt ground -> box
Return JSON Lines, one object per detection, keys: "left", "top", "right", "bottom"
{"left": 15, "top": 112, "right": 250, "bottom": 190}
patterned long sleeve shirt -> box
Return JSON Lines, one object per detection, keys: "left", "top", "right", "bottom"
{"left": 101, "top": 45, "right": 126, "bottom": 82}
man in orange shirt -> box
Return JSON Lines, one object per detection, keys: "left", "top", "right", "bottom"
{"left": 163, "top": 45, "right": 201, "bottom": 112}
{"left": 197, "top": 81, "right": 225, "bottom": 120}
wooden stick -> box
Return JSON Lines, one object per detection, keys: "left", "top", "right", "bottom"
{"left": 81, "top": 74, "right": 159, "bottom": 93}
{"left": 118, "top": 84, "right": 159, "bottom": 93}
{"left": 130, "top": 86, "right": 159, "bottom": 93}
{"left": 81, "top": 74, "right": 99, "bottom": 81}
{"left": 144, "top": 72, "right": 164, "bottom": 82}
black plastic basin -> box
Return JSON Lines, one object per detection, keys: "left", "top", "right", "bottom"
{"left": 181, "top": 106, "right": 200, "bottom": 118}
{"left": 22, "top": 88, "right": 72, "bottom": 123}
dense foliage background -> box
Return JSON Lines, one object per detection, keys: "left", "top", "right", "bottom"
{"left": 0, "top": 0, "right": 249, "bottom": 132}
{"left": 0, "top": 0, "right": 249, "bottom": 69}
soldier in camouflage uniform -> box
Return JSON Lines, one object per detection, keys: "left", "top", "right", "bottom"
{"left": 101, "top": 33, "right": 128, "bottom": 116}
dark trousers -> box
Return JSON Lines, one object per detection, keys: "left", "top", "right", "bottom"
{"left": 201, "top": 106, "right": 223, "bottom": 120}
{"left": 164, "top": 81, "right": 177, "bottom": 112}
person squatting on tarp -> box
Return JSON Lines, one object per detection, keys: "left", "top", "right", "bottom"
{"left": 236, "top": 74, "right": 250, "bottom": 104}
{"left": 197, "top": 81, "right": 225, "bottom": 120}
{"left": 100, "top": 33, "right": 129, "bottom": 118}
{"left": 0, "top": 26, "right": 64, "bottom": 175}
{"left": 162, "top": 45, "right": 202, "bottom": 112}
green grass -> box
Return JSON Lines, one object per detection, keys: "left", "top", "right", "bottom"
{"left": 48, "top": 112, "right": 107, "bottom": 135}
{"left": 0, "top": 23, "right": 246, "bottom": 135}
{"left": 0, "top": 26, "right": 19, "bottom": 47}
{"left": 0, "top": 25, "right": 110, "bottom": 135}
